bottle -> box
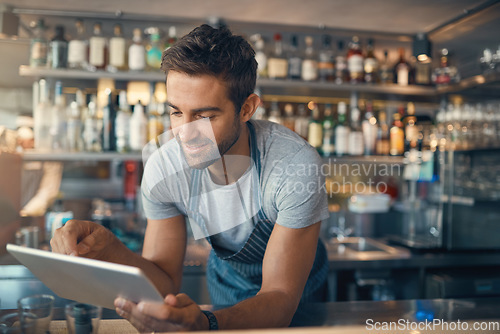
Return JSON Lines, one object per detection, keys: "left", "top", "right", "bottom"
{"left": 66, "top": 90, "right": 84, "bottom": 152}
{"left": 33, "top": 79, "right": 52, "bottom": 151}
{"left": 82, "top": 95, "right": 102, "bottom": 152}
{"left": 68, "top": 19, "right": 88, "bottom": 70}
{"left": 393, "top": 48, "right": 413, "bottom": 86}
{"left": 102, "top": 89, "right": 117, "bottom": 152}
{"left": 378, "top": 50, "right": 393, "bottom": 84}
{"left": 50, "top": 81, "right": 68, "bottom": 151}
{"left": 287, "top": 35, "right": 302, "bottom": 80}
{"left": 88, "top": 22, "right": 108, "bottom": 71}
{"left": 432, "top": 48, "right": 460, "bottom": 85}
{"left": 148, "top": 98, "right": 164, "bottom": 142}
{"left": 348, "top": 100, "right": 364, "bottom": 156}
{"left": 146, "top": 28, "right": 163, "bottom": 71}
{"left": 301, "top": 36, "right": 318, "bottom": 81}
{"left": 267, "top": 33, "right": 288, "bottom": 79}
{"left": 362, "top": 101, "right": 378, "bottom": 155}
{"left": 347, "top": 36, "right": 364, "bottom": 83}
{"left": 363, "top": 38, "right": 378, "bottom": 84}
{"left": 283, "top": 103, "right": 296, "bottom": 132}
{"left": 115, "top": 91, "right": 131, "bottom": 153}
{"left": 294, "top": 104, "right": 309, "bottom": 139}
{"left": 403, "top": 102, "right": 419, "bottom": 151}
{"left": 49, "top": 25, "right": 68, "bottom": 69}
{"left": 129, "top": 101, "right": 148, "bottom": 151}
{"left": 318, "top": 35, "right": 335, "bottom": 82}
{"left": 335, "top": 102, "right": 350, "bottom": 156}
{"left": 128, "top": 28, "right": 146, "bottom": 71}
{"left": 252, "top": 34, "right": 268, "bottom": 78}
{"left": 335, "top": 40, "right": 348, "bottom": 84}
{"left": 376, "top": 111, "right": 390, "bottom": 155}
{"left": 164, "top": 26, "right": 178, "bottom": 50}
{"left": 307, "top": 103, "right": 323, "bottom": 152}
{"left": 321, "top": 103, "right": 335, "bottom": 157}
{"left": 267, "top": 100, "right": 283, "bottom": 125}
{"left": 29, "top": 19, "right": 48, "bottom": 68}
{"left": 108, "top": 23, "right": 127, "bottom": 72}
{"left": 389, "top": 113, "right": 405, "bottom": 156}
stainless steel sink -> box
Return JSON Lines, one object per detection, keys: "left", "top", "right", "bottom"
{"left": 327, "top": 237, "right": 411, "bottom": 260}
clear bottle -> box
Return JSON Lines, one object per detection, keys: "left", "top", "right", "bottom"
{"left": 82, "top": 95, "right": 102, "bottom": 152}
{"left": 283, "top": 103, "right": 296, "bottom": 132}
{"left": 321, "top": 103, "right": 336, "bottom": 157}
{"left": 347, "top": 36, "right": 364, "bottom": 83}
{"left": 129, "top": 101, "right": 148, "bottom": 151}
{"left": 335, "top": 101, "right": 350, "bottom": 156}
{"left": 348, "top": 99, "right": 364, "bottom": 156}
{"left": 115, "top": 90, "right": 131, "bottom": 153}
{"left": 50, "top": 81, "right": 68, "bottom": 151}
{"left": 251, "top": 34, "right": 268, "bottom": 78}
{"left": 67, "top": 19, "right": 88, "bottom": 70}
{"left": 318, "top": 35, "right": 335, "bottom": 82}
{"left": 362, "top": 101, "right": 378, "bottom": 155}
{"left": 148, "top": 98, "right": 164, "bottom": 142}
{"left": 363, "top": 38, "right": 378, "bottom": 84}
{"left": 301, "top": 36, "right": 318, "bottom": 81}
{"left": 287, "top": 35, "right": 302, "bottom": 80}
{"left": 30, "top": 19, "right": 48, "bottom": 68}
{"left": 294, "top": 104, "right": 309, "bottom": 139}
{"left": 376, "top": 111, "right": 390, "bottom": 155}
{"left": 33, "top": 79, "right": 52, "bottom": 151}
{"left": 335, "top": 40, "right": 348, "bottom": 84}
{"left": 267, "top": 33, "right": 288, "bottom": 79}
{"left": 128, "top": 28, "right": 146, "bottom": 71}
{"left": 378, "top": 50, "right": 393, "bottom": 84}
{"left": 267, "top": 100, "right": 283, "bottom": 125}
{"left": 102, "top": 89, "right": 117, "bottom": 152}
{"left": 49, "top": 25, "right": 68, "bottom": 69}
{"left": 308, "top": 103, "right": 323, "bottom": 152}
{"left": 393, "top": 48, "right": 413, "bottom": 86}
{"left": 146, "top": 28, "right": 163, "bottom": 71}
{"left": 108, "top": 23, "right": 127, "bottom": 72}
{"left": 403, "top": 102, "right": 419, "bottom": 151}
{"left": 164, "top": 26, "right": 178, "bottom": 50}
{"left": 88, "top": 22, "right": 108, "bottom": 71}
{"left": 389, "top": 113, "right": 405, "bottom": 156}
{"left": 66, "top": 90, "right": 84, "bottom": 152}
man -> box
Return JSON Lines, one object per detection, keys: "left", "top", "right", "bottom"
{"left": 51, "top": 24, "right": 329, "bottom": 332}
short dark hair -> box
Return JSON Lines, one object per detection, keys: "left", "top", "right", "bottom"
{"left": 161, "top": 24, "right": 257, "bottom": 113}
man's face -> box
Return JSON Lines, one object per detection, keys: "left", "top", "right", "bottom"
{"left": 166, "top": 71, "right": 241, "bottom": 169}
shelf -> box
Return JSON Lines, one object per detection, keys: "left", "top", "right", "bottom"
{"left": 323, "top": 155, "right": 404, "bottom": 165}
{"left": 22, "top": 151, "right": 143, "bottom": 162}
{"left": 436, "top": 72, "right": 500, "bottom": 98}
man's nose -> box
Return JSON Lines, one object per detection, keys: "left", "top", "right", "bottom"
{"left": 178, "top": 117, "right": 201, "bottom": 143}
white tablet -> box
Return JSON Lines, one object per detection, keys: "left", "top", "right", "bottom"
{"left": 6, "top": 244, "right": 164, "bottom": 309}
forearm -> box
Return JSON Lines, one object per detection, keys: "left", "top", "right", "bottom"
{"left": 212, "top": 290, "right": 298, "bottom": 330}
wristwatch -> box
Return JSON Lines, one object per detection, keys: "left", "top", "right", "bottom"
{"left": 201, "top": 310, "right": 218, "bottom": 330}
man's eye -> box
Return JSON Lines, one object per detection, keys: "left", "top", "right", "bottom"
{"left": 170, "top": 111, "right": 182, "bottom": 117}
{"left": 198, "top": 115, "right": 214, "bottom": 120}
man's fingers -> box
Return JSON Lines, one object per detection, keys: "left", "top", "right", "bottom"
{"left": 77, "top": 233, "right": 98, "bottom": 254}
{"left": 137, "top": 301, "right": 186, "bottom": 325}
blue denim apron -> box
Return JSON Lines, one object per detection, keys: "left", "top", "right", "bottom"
{"left": 187, "top": 122, "right": 328, "bottom": 305}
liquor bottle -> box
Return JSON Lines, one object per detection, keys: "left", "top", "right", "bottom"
{"left": 431, "top": 48, "right": 460, "bottom": 85}
{"left": 389, "top": 113, "right": 405, "bottom": 156}
{"left": 403, "top": 102, "right": 419, "bottom": 151}
{"left": 33, "top": 79, "right": 52, "bottom": 151}
{"left": 67, "top": 19, "right": 88, "bottom": 70}
{"left": 88, "top": 22, "right": 108, "bottom": 71}
{"left": 321, "top": 103, "right": 335, "bottom": 157}
{"left": 30, "top": 19, "right": 48, "bottom": 68}
{"left": 267, "top": 100, "right": 283, "bottom": 125}
{"left": 363, "top": 38, "right": 378, "bottom": 84}
{"left": 335, "top": 40, "right": 348, "bottom": 84}
{"left": 146, "top": 28, "right": 163, "bottom": 71}
{"left": 49, "top": 25, "right": 68, "bottom": 69}
{"left": 128, "top": 28, "right": 146, "bottom": 71}
{"left": 375, "top": 111, "right": 390, "bottom": 155}
{"left": 318, "top": 35, "right": 335, "bottom": 82}
{"left": 307, "top": 103, "right": 323, "bottom": 151}
{"left": 378, "top": 50, "right": 393, "bottom": 84}
{"left": 267, "top": 33, "right": 288, "bottom": 79}
{"left": 348, "top": 100, "right": 364, "bottom": 156}
{"left": 347, "top": 36, "right": 364, "bottom": 83}
{"left": 50, "top": 81, "right": 68, "bottom": 151}
{"left": 82, "top": 95, "right": 102, "bottom": 152}
{"left": 129, "top": 101, "right": 148, "bottom": 151}
{"left": 283, "top": 103, "right": 296, "bottom": 132}
{"left": 393, "top": 48, "right": 413, "bottom": 86}
{"left": 108, "top": 23, "right": 127, "bottom": 72}
{"left": 164, "top": 26, "right": 178, "bottom": 50}
{"left": 66, "top": 90, "right": 84, "bottom": 152}
{"left": 251, "top": 34, "right": 268, "bottom": 78}
{"left": 102, "top": 89, "right": 117, "bottom": 152}
{"left": 294, "top": 104, "right": 309, "bottom": 139}
{"left": 335, "top": 102, "right": 350, "bottom": 156}
{"left": 361, "top": 101, "right": 378, "bottom": 155}
{"left": 148, "top": 98, "right": 164, "bottom": 142}
{"left": 115, "top": 90, "right": 131, "bottom": 153}
{"left": 301, "top": 36, "right": 318, "bottom": 81}
{"left": 287, "top": 35, "right": 302, "bottom": 80}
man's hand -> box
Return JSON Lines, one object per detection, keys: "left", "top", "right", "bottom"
{"left": 50, "top": 220, "right": 119, "bottom": 260}
{"left": 114, "top": 293, "right": 209, "bottom": 332}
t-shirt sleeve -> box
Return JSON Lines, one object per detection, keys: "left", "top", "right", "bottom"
{"left": 272, "top": 145, "right": 329, "bottom": 229}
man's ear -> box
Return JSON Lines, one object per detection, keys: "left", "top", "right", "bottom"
{"left": 239, "top": 94, "right": 261, "bottom": 122}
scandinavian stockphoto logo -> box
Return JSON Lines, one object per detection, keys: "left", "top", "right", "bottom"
{"left": 141, "top": 118, "right": 262, "bottom": 240}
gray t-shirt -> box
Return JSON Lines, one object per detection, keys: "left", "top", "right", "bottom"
{"left": 141, "top": 120, "right": 329, "bottom": 253}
